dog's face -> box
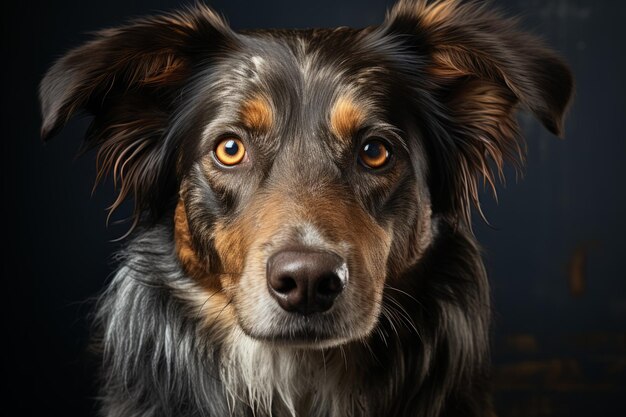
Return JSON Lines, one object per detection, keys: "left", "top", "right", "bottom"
{"left": 177, "top": 30, "right": 434, "bottom": 346}
{"left": 40, "top": 1, "right": 573, "bottom": 348}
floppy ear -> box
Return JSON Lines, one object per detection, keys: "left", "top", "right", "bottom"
{"left": 379, "top": 0, "right": 574, "bottom": 222}
{"left": 40, "top": 4, "right": 235, "bottom": 228}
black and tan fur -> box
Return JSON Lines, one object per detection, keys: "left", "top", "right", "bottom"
{"left": 40, "top": 1, "right": 573, "bottom": 416}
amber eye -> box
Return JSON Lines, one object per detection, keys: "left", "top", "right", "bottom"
{"left": 214, "top": 137, "right": 246, "bottom": 166}
{"left": 359, "top": 140, "right": 391, "bottom": 169}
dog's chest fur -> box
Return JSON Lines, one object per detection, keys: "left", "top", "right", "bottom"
{"left": 221, "top": 334, "right": 370, "bottom": 417}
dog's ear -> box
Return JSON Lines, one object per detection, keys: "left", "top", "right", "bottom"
{"left": 40, "top": 5, "right": 236, "bottom": 228}
{"left": 379, "top": 0, "right": 574, "bottom": 222}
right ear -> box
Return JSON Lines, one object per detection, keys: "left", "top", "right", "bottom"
{"left": 39, "top": 4, "right": 237, "bottom": 226}
{"left": 375, "top": 0, "right": 573, "bottom": 223}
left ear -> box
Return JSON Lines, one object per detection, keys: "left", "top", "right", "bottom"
{"left": 39, "top": 4, "right": 237, "bottom": 228}
{"left": 378, "top": 0, "right": 574, "bottom": 220}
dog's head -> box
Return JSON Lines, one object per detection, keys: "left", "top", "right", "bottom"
{"left": 40, "top": 0, "right": 572, "bottom": 348}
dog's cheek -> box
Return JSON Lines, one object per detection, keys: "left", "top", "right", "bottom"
{"left": 212, "top": 218, "right": 254, "bottom": 291}
{"left": 230, "top": 248, "right": 275, "bottom": 333}
{"left": 173, "top": 199, "right": 241, "bottom": 334}
{"left": 175, "top": 176, "right": 251, "bottom": 289}
{"left": 388, "top": 204, "right": 434, "bottom": 279}
{"left": 343, "top": 209, "right": 393, "bottom": 330}
{"left": 174, "top": 200, "right": 209, "bottom": 281}
{"left": 372, "top": 156, "right": 434, "bottom": 277}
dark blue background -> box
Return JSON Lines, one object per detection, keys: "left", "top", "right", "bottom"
{"left": 2, "top": 1, "right": 624, "bottom": 415}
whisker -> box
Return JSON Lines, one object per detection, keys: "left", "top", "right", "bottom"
{"left": 211, "top": 271, "right": 243, "bottom": 276}
{"left": 215, "top": 298, "right": 234, "bottom": 323}
{"left": 384, "top": 284, "right": 425, "bottom": 309}
{"left": 381, "top": 305, "right": 400, "bottom": 340}
{"left": 373, "top": 313, "right": 389, "bottom": 347}
{"left": 194, "top": 287, "right": 225, "bottom": 322}
{"left": 359, "top": 337, "right": 381, "bottom": 366}
{"left": 384, "top": 296, "right": 423, "bottom": 343}
{"left": 339, "top": 345, "right": 348, "bottom": 371}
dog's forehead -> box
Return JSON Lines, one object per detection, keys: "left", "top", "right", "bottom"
{"left": 209, "top": 29, "right": 393, "bottom": 140}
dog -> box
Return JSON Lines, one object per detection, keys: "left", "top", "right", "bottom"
{"left": 39, "top": 0, "right": 573, "bottom": 416}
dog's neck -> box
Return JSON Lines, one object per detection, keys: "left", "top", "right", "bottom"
{"left": 220, "top": 329, "right": 383, "bottom": 417}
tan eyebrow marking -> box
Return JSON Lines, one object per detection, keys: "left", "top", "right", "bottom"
{"left": 240, "top": 95, "right": 273, "bottom": 131}
{"left": 330, "top": 95, "right": 365, "bottom": 140}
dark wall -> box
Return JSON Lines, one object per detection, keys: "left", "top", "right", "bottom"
{"left": 2, "top": 1, "right": 624, "bottom": 415}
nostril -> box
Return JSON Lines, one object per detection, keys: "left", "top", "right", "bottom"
{"left": 274, "top": 276, "right": 297, "bottom": 294}
{"left": 316, "top": 273, "right": 343, "bottom": 296}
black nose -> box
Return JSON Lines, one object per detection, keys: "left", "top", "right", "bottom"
{"left": 267, "top": 250, "right": 347, "bottom": 315}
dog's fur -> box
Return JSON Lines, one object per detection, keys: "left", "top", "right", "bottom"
{"left": 40, "top": 1, "right": 573, "bottom": 416}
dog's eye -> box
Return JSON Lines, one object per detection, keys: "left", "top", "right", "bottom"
{"left": 214, "top": 137, "right": 246, "bottom": 166}
{"left": 359, "top": 140, "right": 390, "bottom": 169}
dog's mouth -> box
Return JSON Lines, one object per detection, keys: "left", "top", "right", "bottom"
{"left": 236, "top": 312, "right": 357, "bottom": 349}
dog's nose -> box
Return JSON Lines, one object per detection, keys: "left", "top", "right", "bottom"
{"left": 266, "top": 250, "right": 347, "bottom": 315}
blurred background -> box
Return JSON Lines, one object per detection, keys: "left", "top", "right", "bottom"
{"left": 2, "top": 0, "right": 624, "bottom": 415}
